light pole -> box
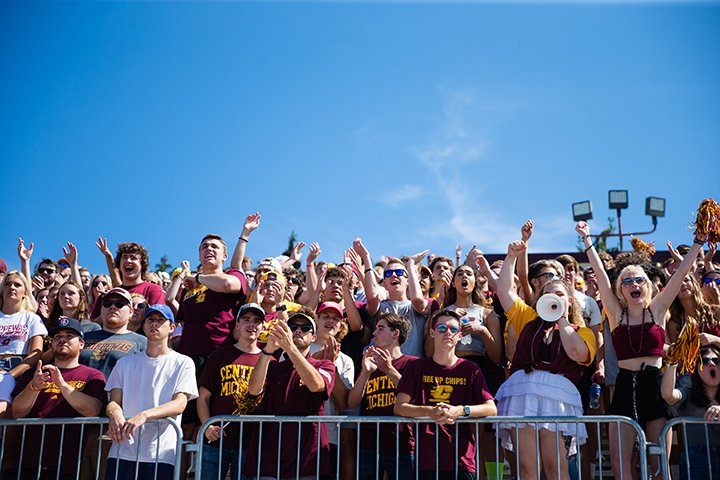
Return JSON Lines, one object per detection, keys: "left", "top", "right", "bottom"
{"left": 572, "top": 192, "right": 666, "bottom": 251}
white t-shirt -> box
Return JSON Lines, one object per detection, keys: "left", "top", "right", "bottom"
{"left": 573, "top": 291, "right": 602, "bottom": 328}
{"left": 309, "top": 342, "right": 355, "bottom": 445}
{"left": 0, "top": 310, "right": 47, "bottom": 355}
{"left": 106, "top": 350, "right": 198, "bottom": 465}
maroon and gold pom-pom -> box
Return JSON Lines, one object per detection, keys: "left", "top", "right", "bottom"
{"left": 631, "top": 237, "right": 656, "bottom": 255}
{"left": 694, "top": 198, "right": 720, "bottom": 243}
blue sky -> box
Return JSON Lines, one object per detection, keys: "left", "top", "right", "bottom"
{"left": 1, "top": 1, "right": 719, "bottom": 274}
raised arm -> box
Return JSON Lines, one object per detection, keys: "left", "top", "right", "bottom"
{"left": 660, "top": 363, "right": 683, "bottom": 406}
{"left": 273, "top": 321, "right": 327, "bottom": 392}
{"left": 63, "top": 242, "right": 83, "bottom": 287}
{"left": 230, "top": 212, "right": 261, "bottom": 271}
{"left": 165, "top": 261, "right": 190, "bottom": 313}
{"left": 17, "top": 238, "right": 34, "bottom": 287}
{"left": 347, "top": 348, "right": 377, "bottom": 409}
{"left": 186, "top": 271, "right": 242, "bottom": 294}
{"left": 405, "top": 251, "right": 431, "bottom": 315}
{"left": 518, "top": 220, "right": 534, "bottom": 300}
{"left": 496, "top": 241, "right": 525, "bottom": 313}
{"left": 354, "top": 238, "right": 382, "bottom": 316}
{"left": 341, "top": 263, "right": 364, "bottom": 332}
{"left": 304, "top": 242, "right": 322, "bottom": 296}
{"left": 96, "top": 237, "right": 121, "bottom": 287}
{"left": 577, "top": 222, "right": 623, "bottom": 328}
{"left": 652, "top": 236, "right": 706, "bottom": 313}
{"left": 282, "top": 241, "right": 305, "bottom": 270}
{"left": 474, "top": 250, "right": 498, "bottom": 291}
{"left": 44, "top": 363, "right": 103, "bottom": 416}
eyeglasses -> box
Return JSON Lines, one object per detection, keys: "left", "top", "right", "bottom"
{"left": 435, "top": 324, "right": 460, "bottom": 334}
{"left": 102, "top": 299, "right": 129, "bottom": 309}
{"left": 92, "top": 280, "right": 108, "bottom": 287}
{"left": 383, "top": 269, "right": 407, "bottom": 278}
{"left": 703, "top": 277, "right": 720, "bottom": 286}
{"left": 38, "top": 268, "right": 56, "bottom": 275}
{"left": 288, "top": 322, "right": 313, "bottom": 333}
{"left": 534, "top": 272, "right": 559, "bottom": 281}
{"left": 702, "top": 357, "right": 720, "bottom": 366}
{"left": 621, "top": 277, "right": 647, "bottom": 287}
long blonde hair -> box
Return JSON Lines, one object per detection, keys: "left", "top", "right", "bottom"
{"left": 0, "top": 271, "right": 38, "bottom": 313}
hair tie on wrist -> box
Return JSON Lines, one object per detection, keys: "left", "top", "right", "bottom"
{"left": 585, "top": 243, "right": 595, "bottom": 253}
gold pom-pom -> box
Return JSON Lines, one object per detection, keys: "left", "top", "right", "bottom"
{"left": 694, "top": 198, "right": 720, "bottom": 243}
{"left": 667, "top": 317, "right": 701, "bottom": 375}
{"left": 631, "top": 237, "right": 656, "bottom": 255}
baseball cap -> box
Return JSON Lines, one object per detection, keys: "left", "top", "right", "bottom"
{"left": 288, "top": 312, "right": 317, "bottom": 333}
{"left": 259, "top": 257, "right": 283, "bottom": 274}
{"left": 317, "top": 302, "right": 343, "bottom": 318}
{"left": 48, "top": 316, "right": 84, "bottom": 338}
{"left": 103, "top": 287, "right": 133, "bottom": 304}
{"left": 236, "top": 303, "right": 265, "bottom": 320}
{"left": 145, "top": 304, "right": 175, "bottom": 323}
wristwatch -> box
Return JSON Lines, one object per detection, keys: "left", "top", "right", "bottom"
{"left": 463, "top": 405, "right": 471, "bottom": 417}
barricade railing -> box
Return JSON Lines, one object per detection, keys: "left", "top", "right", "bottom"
{"left": 0, "top": 416, "right": 183, "bottom": 480}
{"left": 658, "top": 416, "right": 720, "bottom": 480}
{"left": 193, "top": 414, "right": 648, "bottom": 480}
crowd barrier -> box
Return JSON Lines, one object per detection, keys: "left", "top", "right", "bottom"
{"left": 8, "top": 414, "right": 710, "bottom": 480}
{"left": 192, "top": 415, "right": 649, "bottom": 480}
{"left": 658, "top": 417, "right": 720, "bottom": 480}
{"left": 0, "top": 417, "right": 183, "bottom": 480}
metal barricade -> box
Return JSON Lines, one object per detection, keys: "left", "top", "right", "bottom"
{"left": 0, "top": 416, "right": 183, "bottom": 480}
{"left": 194, "top": 414, "right": 648, "bottom": 480}
{"left": 658, "top": 417, "right": 720, "bottom": 480}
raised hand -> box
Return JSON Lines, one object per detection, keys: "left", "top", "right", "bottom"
{"left": 243, "top": 212, "right": 262, "bottom": 233}
{"left": 63, "top": 242, "right": 79, "bottom": 266}
{"left": 179, "top": 261, "right": 191, "bottom": 279}
{"left": 290, "top": 242, "right": 306, "bottom": 263}
{"left": 407, "top": 249, "right": 429, "bottom": 265}
{"left": 371, "top": 347, "right": 393, "bottom": 373}
{"left": 361, "top": 347, "right": 378, "bottom": 374}
{"left": 307, "top": 242, "right": 321, "bottom": 264}
{"left": 30, "top": 360, "right": 51, "bottom": 392}
{"left": 17, "top": 237, "right": 34, "bottom": 262}
{"left": 455, "top": 244, "right": 462, "bottom": 259}
{"left": 667, "top": 241, "right": 683, "bottom": 264}
{"left": 507, "top": 240, "right": 527, "bottom": 258}
{"left": 345, "top": 248, "right": 364, "bottom": 271}
{"left": 352, "top": 238, "right": 370, "bottom": 262}
{"left": 95, "top": 237, "right": 112, "bottom": 258}
{"left": 32, "top": 275, "right": 46, "bottom": 291}
{"left": 575, "top": 221, "right": 590, "bottom": 239}
{"left": 521, "top": 220, "right": 534, "bottom": 242}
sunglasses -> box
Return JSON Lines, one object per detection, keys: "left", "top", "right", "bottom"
{"left": 621, "top": 277, "right": 647, "bottom": 287}
{"left": 102, "top": 299, "right": 129, "bottom": 309}
{"left": 702, "top": 357, "right": 720, "bottom": 366}
{"left": 435, "top": 324, "right": 460, "bottom": 334}
{"left": 288, "top": 277, "right": 302, "bottom": 286}
{"left": 92, "top": 280, "right": 108, "bottom": 287}
{"left": 703, "top": 277, "right": 720, "bottom": 286}
{"left": 383, "top": 269, "right": 407, "bottom": 278}
{"left": 38, "top": 268, "right": 56, "bottom": 275}
{"left": 535, "top": 272, "right": 559, "bottom": 281}
{"left": 288, "top": 322, "right": 313, "bottom": 333}
{"left": 135, "top": 302, "right": 148, "bottom": 310}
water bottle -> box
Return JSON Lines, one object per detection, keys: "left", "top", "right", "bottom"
{"left": 588, "top": 382, "right": 601, "bottom": 410}
{"left": 460, "top": 318, "right": 472, "bottom": 345}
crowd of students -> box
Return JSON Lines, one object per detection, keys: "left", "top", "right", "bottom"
{"left": 1, "top": 211, "right": 719, "bottom": 480}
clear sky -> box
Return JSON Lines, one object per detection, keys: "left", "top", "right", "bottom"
{"left": 2, "top": 0, "right": 719, "bottom": 274}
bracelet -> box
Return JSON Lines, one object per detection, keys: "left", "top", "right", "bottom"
{"left": 364, "top": 267, "right": 373, "bottom": 273}
{"left": 694, "top": 237, "right": 706, "bottom": 246}
{"left": 238, "top": 237, "right": 249, "bottom": 243}
{"left": 29, "top": 383, "right": 43, "bottom": 393}
{"left": 261, "top": 349, "right": 273, "bottom": 356}
{"left": 582, "top": 235, "right": 590, "bottom": 240}
{"left": 585, "top": 243, "right": 595, "bottom": 253}
{"left": 195, "top": 273, "right": 201, "bottom": 284}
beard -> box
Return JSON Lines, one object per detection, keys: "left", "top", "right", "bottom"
{"left": 53, "top": 348, "right": 75, "bottom": 362}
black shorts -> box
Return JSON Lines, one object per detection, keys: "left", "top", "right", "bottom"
{"left": 610, "top": 367, "right": 666, "bottom": 429}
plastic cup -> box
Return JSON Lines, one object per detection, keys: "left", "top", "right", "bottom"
{"left": 485, "top": 461, "right": 505, "bottom": 480}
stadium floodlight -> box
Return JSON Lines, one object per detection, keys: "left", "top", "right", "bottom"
{"left": 572, "top": 201, "right": 593, "bottom": 222}
{"left": 608, "top": 190, "right": 629, "bottom": 210}
{"left": 645, "top": 196, "right": 666, "bottom": 218}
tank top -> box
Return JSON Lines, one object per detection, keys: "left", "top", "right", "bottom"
{"left": 611, "top": 308, "right": 665, "bottom": 361}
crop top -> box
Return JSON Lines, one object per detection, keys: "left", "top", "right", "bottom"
{"left": 611, "top": 308, "right": 665, "bottom": 361}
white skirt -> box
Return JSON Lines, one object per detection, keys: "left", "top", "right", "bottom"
{"left": 495, "top": 369, "right": 587, "bottom": 454}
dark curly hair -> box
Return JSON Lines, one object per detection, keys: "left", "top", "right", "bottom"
{"left": 114, "top": 242, "right": 149, "bottom": 277}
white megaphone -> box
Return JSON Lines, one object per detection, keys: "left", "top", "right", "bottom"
{"left": 536, "top": 293, "right": 564, "bottom": 322}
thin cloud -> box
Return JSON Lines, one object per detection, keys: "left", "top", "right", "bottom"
{"left": 380, "top": 184, "right": 424, "bottom": 206}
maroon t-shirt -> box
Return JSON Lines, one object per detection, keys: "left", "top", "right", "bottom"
{"left": 90, "top": 281, "right": 165, "bottom": 318}
{"left": 512, "top": 318, "right": 587, "bottom": 383}
{"left": 243, "top": 354, "right": 335, "bottom": 478}
{"left": 197, "top": 345, "right": 263, "bottom": 450}
{"left": 176, "top": 269, "right": 247, "bottom": 356}
{"left": 396, "top": 356, "right": 494, "bottom": 474}
{"left": 11, "top": 364, "right": 107, "bottom": 476}
{"left": 359, "top": 354, "right": 417, "bottom": 454}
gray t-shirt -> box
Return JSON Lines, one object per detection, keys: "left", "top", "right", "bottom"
{"left": 377, "top": 300, "right": 428, "bottom": 358}
{"left": 79, "top": 330, "right": 147, "bottom": 378}
{"left": 447, "top": 304, "right": 486, "bottom": 356}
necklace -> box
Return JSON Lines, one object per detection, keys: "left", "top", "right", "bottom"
{"left": 624, "top": 308, "right": 646, "bottom": 355}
